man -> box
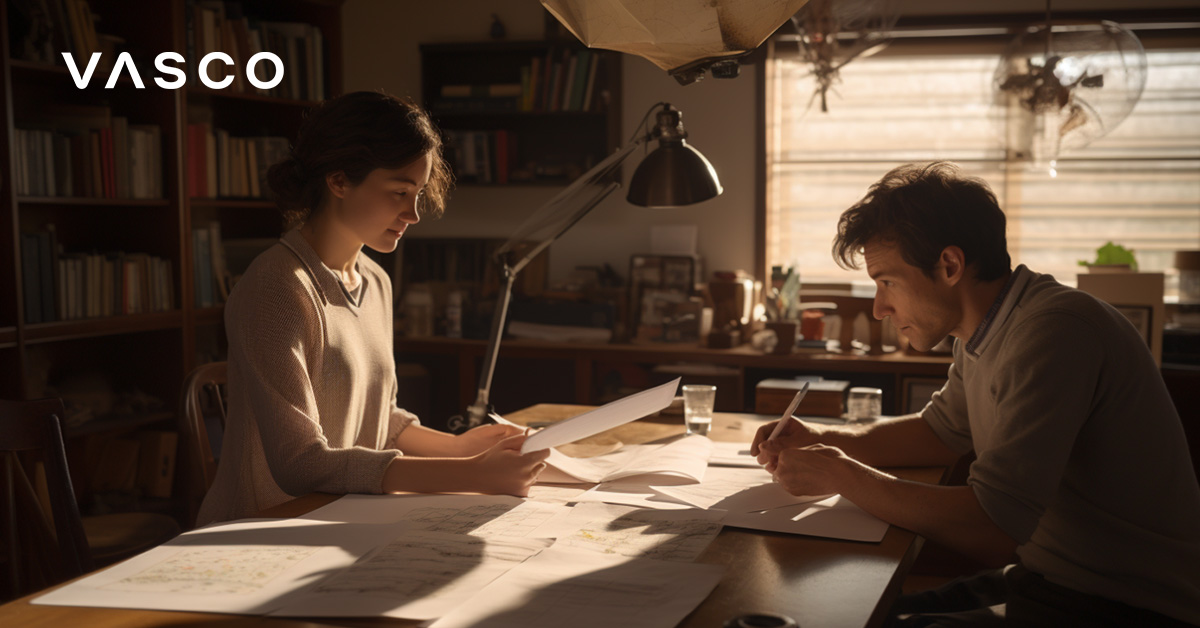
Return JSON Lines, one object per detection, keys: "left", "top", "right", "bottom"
{"left": 751, "top": 162, "right": 1200, "bottom": 626}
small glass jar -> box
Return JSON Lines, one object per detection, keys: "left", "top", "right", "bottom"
{"left": 847, "top": 387, "right": 883, "bottom": 422}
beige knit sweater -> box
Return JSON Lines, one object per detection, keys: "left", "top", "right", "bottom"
{"left": 196, "top": 229, "right": 419, "bottom": 526}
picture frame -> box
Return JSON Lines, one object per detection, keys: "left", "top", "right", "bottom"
{"left": 628, "top": 254, "right": 697, "bottom": 334}
{"left": 1113, "top": 305, "right": 1153, "bottom": 348}
{"left": 901, "top": 376, "right": 949, "bottom": 415}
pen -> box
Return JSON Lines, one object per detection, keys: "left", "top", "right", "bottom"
{"left": 767, "top": 382, "right": 810, "bottom": 442}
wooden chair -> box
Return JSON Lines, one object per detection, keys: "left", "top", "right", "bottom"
{"left": 0, "top": 398, "right": 93, "bottom": 601}
{"left": 178, "top": 362, "right": 228, "bottom": 529}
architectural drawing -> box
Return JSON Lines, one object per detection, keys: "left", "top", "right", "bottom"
{"left": 103, "top": 545, "right": 320, "bottom": 595}
{"left": 545, "top": 504, "right": 725, "bottom": 561}
{"left": 400, "top": 501, "right": 563, "bottom": 538}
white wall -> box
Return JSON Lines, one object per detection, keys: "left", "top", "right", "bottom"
{"left": 341, "top": 0, "right": 1197, "bottom": 283}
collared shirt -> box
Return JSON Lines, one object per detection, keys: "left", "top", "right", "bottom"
{"left": 921, "top": 265, "right": 1200, "bottom": 624}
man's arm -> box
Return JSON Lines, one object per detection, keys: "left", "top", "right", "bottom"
{"left": 773, "top": 445, "right": 1018, "bottom": 567}
{"left": 753, "top": 414, "right": 962, "bottom": 469}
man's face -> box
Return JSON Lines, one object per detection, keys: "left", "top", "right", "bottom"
{"left": 863, "top": 239, "right": 960, "bottom": 352}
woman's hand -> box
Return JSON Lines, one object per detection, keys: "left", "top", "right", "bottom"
{"left": 455, "top": 423, "right": 526, "bottom": 457}
{"left": 750, "top": 417, "right": 822, "bottom": 469}
{"left": 470, "top": 434, "right": 550, "bottom": 497}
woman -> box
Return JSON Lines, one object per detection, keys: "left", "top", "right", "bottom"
{"left": 197, "top": 91, "right": 549, "bottom": 526}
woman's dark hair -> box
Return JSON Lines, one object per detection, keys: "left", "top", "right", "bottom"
{"left": 268, "top": 91, "right": 452, "bottom": 228}
{"left": 832, "top": 161, "right": 1011, "bottom": 281}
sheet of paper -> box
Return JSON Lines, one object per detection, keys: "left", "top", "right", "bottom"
{"left": 575, "top": 483, "right": 694, "bottom": 510}
{"left": 709, "top": 441, "right": 761, "bottom": 467}
{"left": 653, "top": 466, "right": 831, "bottom": 512}
{"left": 301, "top": 493, "right": 569, "bottom": 539}
{"left": 32, "top": 518, "right": 397, "bottom": 614}
{"left": 521, "top": 378, "right": 680, "bottom": 453}
{"left": 539, "top": 434, "right": 712, "bottom": 484}
{"left": 723, "top": 495, "right": 890, "bottom": 542}
{"left": 272, "top": 531, "right": 552, "bottom": 620}
{"left": 428, "top": 546, "right": 724, "bottom": 628}
{"left": 531, "top": 502, "right": 725, "bottom": 562}
{"left": 525, "top": 485, "right": 588, "bottom": 503}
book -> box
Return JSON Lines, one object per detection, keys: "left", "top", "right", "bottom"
{"left": 569, "top": 49, "right": 590, "bottom": 111}
{"left": 21, "top": 234, "right": 43, "bottom": 324}
{"left": 755, "top": 378, "right": 851, "bottom": 418}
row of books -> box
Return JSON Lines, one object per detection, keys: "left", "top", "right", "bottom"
{"left": 443, "top": 130, "right": 518, "bottom": 185}
{"left": 14, "top": 112, "right": 162, "bottom": 199}
{"left": 192, "top": 223, "right": 231, "bottom": 308}
{"left": 187, "top": 0, "right": 326, "bottom": 101}
{"left": 431, "top": 48, "right": 603, "bottom": 115}
{"left": 11, "top": 0, "right": 101, "bottom": 64}
{"left": 186, "top": 123, "right": 289, "bottom": 199}
{"left": 21, "top": 227, "right": 174, "bottom": 324}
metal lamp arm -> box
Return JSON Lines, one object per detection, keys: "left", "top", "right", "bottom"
{"left": 461, "top": 135, "right": 651, "bottom": 429}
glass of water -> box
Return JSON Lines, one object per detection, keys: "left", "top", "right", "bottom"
{"left": 682, "top": 384, "right": 716, "bottom": 436}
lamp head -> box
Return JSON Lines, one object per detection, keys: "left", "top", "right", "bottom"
{"left": 627, "top": 104, "right": 723, "bottom": 208}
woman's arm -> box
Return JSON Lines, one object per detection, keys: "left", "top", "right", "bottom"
{"left": 393, "top": 423, "right": 527, "bottom": 457}
{"left": 382, "top": 433, "right": 550, "bottom": 496}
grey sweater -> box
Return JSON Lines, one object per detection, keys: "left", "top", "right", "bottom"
{"left": 922, "top": 265, "right": 1200, "bottom": 624}
{"left": 196, "top": 229, "right": 419, "bottom": 526}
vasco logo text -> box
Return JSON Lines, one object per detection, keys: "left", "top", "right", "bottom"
{"left": 62, "top": 52, "right": 284, "bottom": 90}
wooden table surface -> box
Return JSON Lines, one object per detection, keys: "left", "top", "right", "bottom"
{"left": 0, "top": 405, "right": 945, "bottom": 628}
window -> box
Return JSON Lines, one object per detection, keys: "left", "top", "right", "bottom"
{"left": 765, "top": 34, "right": 1200, "bottom": 287}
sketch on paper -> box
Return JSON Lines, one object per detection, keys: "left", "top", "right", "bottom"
{"left": 549, "top": 505, "right": 724, "bottom": 561}
{"left": 401, "top": 502, "right": 561, "bottom": 538}
{"left": 311, "top": 532, "right": 547, "bottom": 601}
{"left": 103, "top": 545, "right": 320, "bottom": 594}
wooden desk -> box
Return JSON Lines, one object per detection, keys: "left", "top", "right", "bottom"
{"left": 0, "top": 405, "right": 946, "bottom": 628}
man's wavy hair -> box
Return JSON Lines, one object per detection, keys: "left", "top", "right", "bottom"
{"left": 832, "top": 162, "right": 1011, "bottom": 281}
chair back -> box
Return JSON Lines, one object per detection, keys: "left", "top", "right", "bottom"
{"left": 0, "top": 397, "right": 93, "bottom": 601}
{"left": 178, "top": 362, "right": 227, "bottom": 528}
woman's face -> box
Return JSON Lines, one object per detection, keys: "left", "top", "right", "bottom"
{"left": 333, "top": 152, "right": 432, "bottom": 254}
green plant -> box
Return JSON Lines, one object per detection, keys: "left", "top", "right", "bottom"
{"left": 1078, "top": 241, "right": 1138, "bottom": 270}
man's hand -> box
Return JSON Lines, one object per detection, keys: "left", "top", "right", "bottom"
{"left": 770, "top": 444, "right": 853, "bottom": 496}
{"left": 455, "top": 423, "right": 526, "bottom": 457}
{"left": 751, "top": 417, "right": 822, "bottom": 468}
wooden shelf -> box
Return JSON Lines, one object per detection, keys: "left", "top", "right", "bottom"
{"left": 194, "top": 306, "right": 224, "bottom": 326}
{"left": 396, "top": 335, "right": 954, "bottom": 376}
{"left": 189, "top": 198, "right": 277, "bottom": 210}
{"left": 186, "top": 86, "right": 322, "bottom": 108}
{"left": 0, "top": 327, "right": 16, "bottom": 348}
{"left": 7, "top": 58, "right": 139, "bottom": 88}
{"left": 17, "top": 196, "right": 171, "bottom": 207}
{"left": 23, "top": 311, "right": 185, "bottom": 344}
{"left": 63, "top": 411, "right": 174, "bottom": 438}
{"left": 394, "top": 336, "right": 954, "bottom": 428}
{"left": 429, "top": 110, "right": 608, "bottom": 120}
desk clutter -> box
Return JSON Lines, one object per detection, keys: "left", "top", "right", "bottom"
{"left": 34, "top": 434, "right": 888, "bottom": 626}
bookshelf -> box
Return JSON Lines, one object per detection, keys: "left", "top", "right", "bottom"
{"left": 1, "top": 0, "right": 343, "bottom": 522}
{"left": 420, "top": 41, "right": 622, "bottom": 186}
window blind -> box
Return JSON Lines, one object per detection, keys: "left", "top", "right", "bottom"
{"left": 765, "top": 39, "right": 1200, "bottom": 285}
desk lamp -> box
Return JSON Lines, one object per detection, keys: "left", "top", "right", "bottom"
{"left": 450, "top": 102, "right": 723, "bottom": 431}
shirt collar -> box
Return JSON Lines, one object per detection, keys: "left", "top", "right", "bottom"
{"left": 964, "top": 265, "right": 1032, "bottom": 357}
{"left": 279, "top": 228, "right": 366, "bottom": 312}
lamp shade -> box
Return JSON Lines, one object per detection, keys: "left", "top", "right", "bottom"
{"left": 627, "top": 139, "right": 723, "bottom": 208}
